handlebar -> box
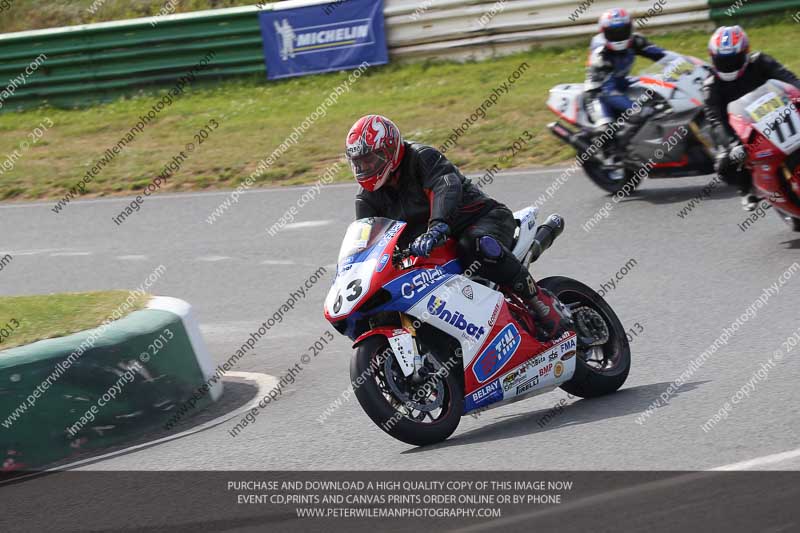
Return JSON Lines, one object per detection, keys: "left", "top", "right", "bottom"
{"left": 393, "top": 248, "right": 412, "bottom": 264}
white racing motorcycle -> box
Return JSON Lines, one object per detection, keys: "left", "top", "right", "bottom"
{"left": 547, "top": 53, "right": 718, "bottom": 193}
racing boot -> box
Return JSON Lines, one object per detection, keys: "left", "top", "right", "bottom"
{"left": 511, "top": 268, "right": 573, "bottom": 342}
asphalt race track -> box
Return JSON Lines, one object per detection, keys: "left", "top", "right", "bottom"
{"left": 2, "top": 167, "right": 800, "bottom": 472}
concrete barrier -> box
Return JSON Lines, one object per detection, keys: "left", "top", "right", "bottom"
{"left": 0, "top": 297, "right": 221, "bottom": 471}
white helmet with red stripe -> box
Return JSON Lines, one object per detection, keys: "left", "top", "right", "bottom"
{"left": 346, "top": 115, "right": 405, "bottom": 192}
{"left": 599, "top": 8, "right": 633, "bottom": 51}
{"left": 709, "top": 26, "right": 750, "bottom": 81}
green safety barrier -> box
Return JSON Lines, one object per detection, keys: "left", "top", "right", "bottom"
{"left": 709, "top": 0, "right": 800, "bottom": 20}
{"left": 0, "top": 8, "right": 266, "bottom": 111}
{"left": 0, "top": 306, "right": 216, "bottom": 471}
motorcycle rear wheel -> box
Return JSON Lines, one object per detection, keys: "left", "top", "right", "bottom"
{"left": 539, "top": 276, "right": 630, "bottom": 398}
{"left": 351, "top": 336, "right": 464, "bottom": 446}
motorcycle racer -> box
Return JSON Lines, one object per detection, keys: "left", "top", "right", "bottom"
{"left": 703, "top": 25, "right": 800, "bottom": 210}
{"left": 584, "top": 9, "right": 668, "bottom": 151}
{"left": 346, "top": 114, "right": 572, "bottom": 341}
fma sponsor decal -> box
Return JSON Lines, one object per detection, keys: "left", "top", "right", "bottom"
{"left": 560, "top": 336, "right": 577, "bottom": 354}
{"left": 427, "top": 296, "right": 487, "bottom": 341}
{"left": 473, "top": 324, "right": 521, "bottom": 383}
{"left": 465, "top": 379, "right": 502, "bottom": 411}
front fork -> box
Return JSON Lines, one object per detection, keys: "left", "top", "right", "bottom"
{"left": 400, "top": 313, "right": 426, "bottom": 379}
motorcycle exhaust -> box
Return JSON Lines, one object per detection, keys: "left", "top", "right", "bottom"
{"left": 548, "top": 121, "right": 591, "bottom": 153}
{"left": 530, "top": 214, "right": 564, "bottom": 263}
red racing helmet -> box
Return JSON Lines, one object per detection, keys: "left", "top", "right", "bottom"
{"left": 709, "top": 26, "right": 750, "bottom": 81}
{"left": 345, "top": 115, "right": 405, "bottom": 192}
{"left": 599, "top": 9, "right": 633, "bottom": 52}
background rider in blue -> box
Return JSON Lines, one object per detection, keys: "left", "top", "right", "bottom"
{"left": 583, "top": 8, "right": 668, "bottom": 154}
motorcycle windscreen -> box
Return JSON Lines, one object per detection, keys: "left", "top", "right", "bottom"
{"left": 326, "top": 217, "right": 406, "bottom": 320}
{"left": 337, "top": 217, "right": 399, "bottom": 263}
{"left": 636, "top": 54, "right": 708, "bottom": 103}
{"left": 728, "top": 80, "right": 800, "bottom": 155}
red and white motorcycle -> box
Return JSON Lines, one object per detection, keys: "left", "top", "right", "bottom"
{"left": 323, "top": 208, "right": 630, "bottom": 445}
{"left": 728, "top": 79, "right": 800, "bottom": 231}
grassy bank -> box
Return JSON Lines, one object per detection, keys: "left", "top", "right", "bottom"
{"left": 0, "top": 0, "right": 262, "bottom": 34}
{"left": 1, "top": 19, "right": 798, "bottom": 202}
{"left": 0, "top": 291, "right": 148, "bottom": 350}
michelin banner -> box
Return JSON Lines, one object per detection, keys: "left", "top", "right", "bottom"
{"left": 259, "top": 0, "right": 388, "bottom": 80}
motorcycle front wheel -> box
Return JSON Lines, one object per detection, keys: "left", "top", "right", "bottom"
{"left": 583, "top": 159, "right": 642, "bottom": 195}
{"left": 776, "top": 163, "right": 800, "bottom": 231}
{"left": 774, "top": 209, "right": 800, "bottom": 232}
{"left": 350, "top": 336, "right": 464, "bottom": 446}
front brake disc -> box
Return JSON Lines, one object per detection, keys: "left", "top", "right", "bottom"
{"left": 573, "top": 306, "right": 610, "bottom": 347}
{"left": 383, "top": 353, "right": 444, "bottom": 413}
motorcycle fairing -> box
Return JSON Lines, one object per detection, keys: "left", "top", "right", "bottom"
{"left": 633, "top": 54, "right": 708, "bottom": 110}
{"left": 380, "top": 258, "right": 463, "bottom": 312}
{"left": 402, "top": 273, "right": 578, "bottom": 412}
{"left": 510, "top": 206, "right": 538, "bottom": 262}
{"left": 627, "top": 107, "right": 701, "bottom": 165}
{"left": 546, "top": 84, "right": 589, "bottom": 126}
{"left": 326, "top": 256, "right": 378, "bottom": 320}
{"left": 325, "top": 218, "right": 409, "bottom": 335}
{"left": 405, "top": 275, "right": 501, "bottom": 366}
{"left": 729, "top": 81, "right": 800, "bottom": 155}
{"left": 728, "top": 80, "right": 800, "bottom": 218}
{"left": 464, "top": 332, "right": 578, "bottom": 413}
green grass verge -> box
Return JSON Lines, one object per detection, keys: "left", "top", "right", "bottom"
{"left": 0, "top": 291, "right": 148, "bottom": 350}
{"left": 0, "top": 0, "right": 264, "bottom": 34}
{"left": 1, "top": 18, "right": 798, "bottom": 202}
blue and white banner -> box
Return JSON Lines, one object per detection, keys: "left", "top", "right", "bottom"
{"left": 258, "top": 0, "right": 388, "bottom": 80}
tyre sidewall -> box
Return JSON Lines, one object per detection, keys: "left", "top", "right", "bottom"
{"left": 583, "top": 160, "right": 639, "bottom": 195}
{"left": 350, "top": 336, "right": 464, "bottom": 446}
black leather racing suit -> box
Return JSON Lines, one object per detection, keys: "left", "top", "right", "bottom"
{"left": 703, "top": 52, "right": 800, "bottom": 190}
{"left": 355, "top": 141, "right": 531, "bottom": 298}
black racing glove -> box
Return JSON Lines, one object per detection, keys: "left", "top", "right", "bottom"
{"left": 714, "top": 149, "right": 731, "bottom": 175}
{"left": 730, "top": 144, "right": 747, "bottom": 164}
{"left": 716, "top": 142, "right": 747, "bottom": 175}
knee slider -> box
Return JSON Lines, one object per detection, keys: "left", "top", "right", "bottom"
{"left": 477, "top": 235, "right": 504, "bottom": 263}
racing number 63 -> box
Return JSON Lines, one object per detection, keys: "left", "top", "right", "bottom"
{"left": 346, "top": 279, "right": 363, "bottom": 301}
{"left": 333, "top": 279, "right": 363, "bottom": 313}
